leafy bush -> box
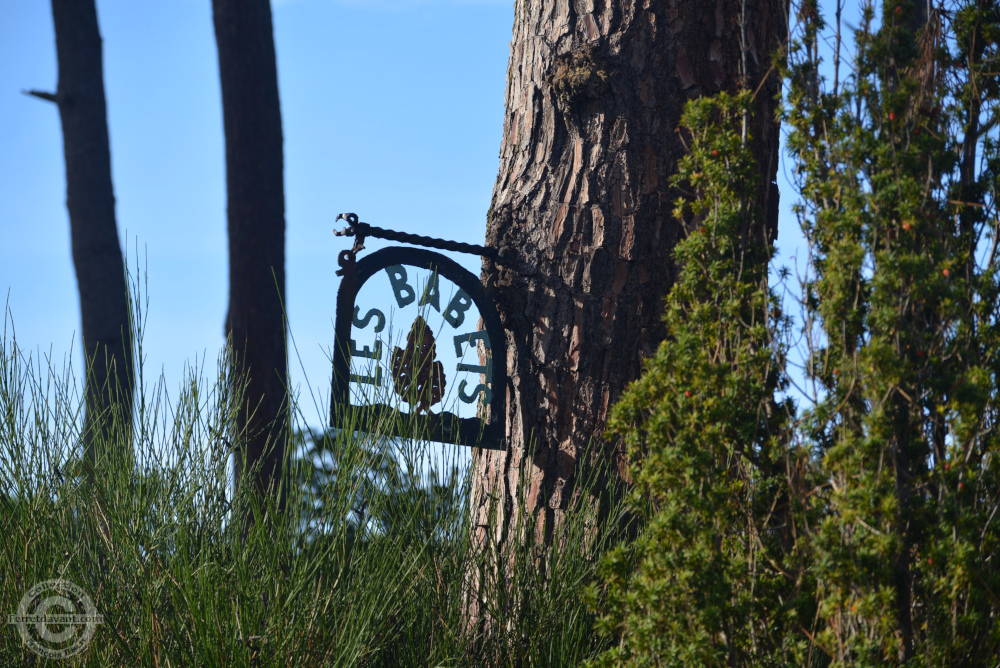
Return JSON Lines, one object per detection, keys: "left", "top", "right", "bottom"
{"left": 586, "top": 91, "right": 806, "bottom": 667}
{"left": 590, "top": 0, "right": 1000, "bottom": 665}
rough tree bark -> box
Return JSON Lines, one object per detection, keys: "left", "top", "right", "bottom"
{"left": 30, "top": 0, "right": 133, "bottom": 462}
{"left": 211, "top": 0, "right": 288, "bottom": 509}
{"left": 470, "top": 0, "right": 785, "bottom": 590}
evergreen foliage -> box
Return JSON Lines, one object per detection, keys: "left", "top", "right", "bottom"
{"left": 590, "top": 0, "right": 1000, "bottom": 665}
{"left": 786, "top": 0, "right": 1000, "bottom": 662}
{"left": 586, "top": 92, "right": 806, "bottom": 667}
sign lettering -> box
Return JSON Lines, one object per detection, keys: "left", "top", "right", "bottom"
{"left": 333, "top": 246, "right": 507, "bottom": 449}
{"left": 386, "top": 265, "right": 416, "bottom": 307}
{"left": 419, "top": 271, "right": 442, "bottom": 312}
{"left": 443, "top": 289, "right": 474, "bottom": 328}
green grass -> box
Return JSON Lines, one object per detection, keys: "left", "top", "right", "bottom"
{"left": 0, "top": 318, "right": 625, "bottom": 667}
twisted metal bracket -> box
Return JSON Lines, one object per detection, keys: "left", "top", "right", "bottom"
{"left": 334, "top": 212, "right": 499, "bottom": 261}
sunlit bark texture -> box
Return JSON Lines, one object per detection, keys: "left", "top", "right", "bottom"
{"left": 471, "top": 0, "right": 785, "bottom": 573}
{"left": 42, "top": 0, "right": 133, "bottom": 461}
{"left": 212, "top": 0, "right": 288, "bottom": 509}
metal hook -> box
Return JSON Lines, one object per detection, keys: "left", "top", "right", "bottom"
{"left": 334, "top": 213, "right": 368, "bottom": 254}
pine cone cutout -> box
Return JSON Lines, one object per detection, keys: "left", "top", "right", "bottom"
{"left": 391, "top": 316, "right": 446, "bottom": 413}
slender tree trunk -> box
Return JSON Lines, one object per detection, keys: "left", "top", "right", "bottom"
{"left": 211, "top": 0, "right": 288, "bottom": 510}
{"left": 469, "top": 0, "right": 785, "bottom": 610}
{"left": 32, "top": 0, "right": 133, "bottom": 462}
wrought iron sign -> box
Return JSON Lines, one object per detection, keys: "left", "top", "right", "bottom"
{"left": 330, "top": 214, "right": 506, "bottom": 450}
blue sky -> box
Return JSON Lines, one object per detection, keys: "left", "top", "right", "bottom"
{"left": 1, "top": 0, "right": 514, "bottom": 426}
{"left": 1, "top": 0, "right": 825, "bottom": 428}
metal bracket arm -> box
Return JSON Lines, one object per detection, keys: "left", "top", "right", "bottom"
{"left": 335, "top": 212, "right": 499, "bottom": 260}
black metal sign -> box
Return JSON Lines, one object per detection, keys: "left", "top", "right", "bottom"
{"left": 330, "top": 215, "right": 506, "bottom": 450}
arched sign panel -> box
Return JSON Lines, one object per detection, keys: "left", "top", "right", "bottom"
{"left": 331, "top": 247, "right": 506, "bottom": 450}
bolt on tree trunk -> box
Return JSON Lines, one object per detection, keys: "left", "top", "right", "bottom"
{"left": 468, "top": 0, "right": 785, "bottom": 622}
{"left": 212, "top": 0, "right": 289, "bottom": 514}
{"left": 32, "top": 0, "right": 134, "bottom": 464}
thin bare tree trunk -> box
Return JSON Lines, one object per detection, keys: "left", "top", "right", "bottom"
{"left": 211, "top": 0, "right": 288, "bottom": 511}
{"left": 31, "top": 0, "right": 133, "bottom": 462}
{"left": 468, "top": 0, "right": 785, "bottom": 621}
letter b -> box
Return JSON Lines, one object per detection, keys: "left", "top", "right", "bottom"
{"left": 385, "top": 265, "right": 416, "bottom": 308}
{"left": 443, "top": 289, "right": 474, "bottom": 328}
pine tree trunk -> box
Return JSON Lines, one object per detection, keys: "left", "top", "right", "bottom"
{"left": 471, "top": 0, "right": 785, "bottom": 586}
{"left": 45, "top": 0, "right": 133, "bottom": 461}
{"left": 212, "top": 0, "right": 288, "bottom": 509}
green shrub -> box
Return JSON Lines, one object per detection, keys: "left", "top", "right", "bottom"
{"left": 785, "top": 0, "right": 1000, "bottom": 662}
{"left": 590, "top": 1, "right": 1000, "bottom": 665}
{"left": 586, "top": 91, "right": 806, "bottom": 667}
